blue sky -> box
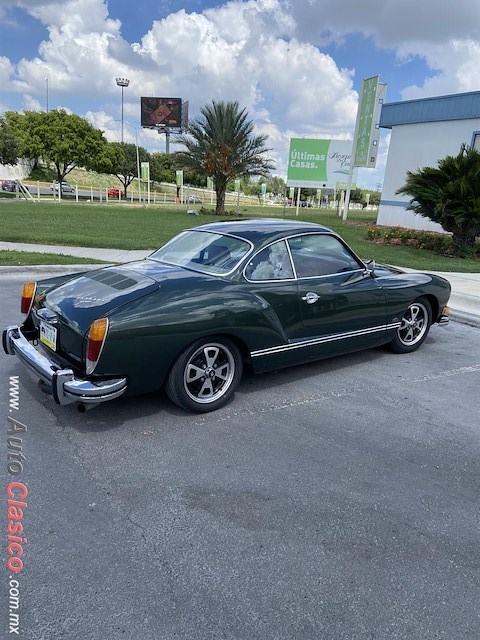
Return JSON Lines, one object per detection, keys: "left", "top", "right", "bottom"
{"left": 1, "top": 0, "right": 479, "bottom": 188}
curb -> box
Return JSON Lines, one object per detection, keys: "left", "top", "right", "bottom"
{"left": 0, "top": 264, "right": 109, "bottom": 277}
{"left": 449, "top": 310, "right": 480, "bottom": 329}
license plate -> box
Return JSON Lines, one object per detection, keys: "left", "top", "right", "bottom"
{"left": 39, "top": 321, "right": 57, "bottom": 351}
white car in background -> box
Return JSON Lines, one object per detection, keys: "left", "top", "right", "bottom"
{"left": 50, "top": 181, "right": 75, "bottom": 193}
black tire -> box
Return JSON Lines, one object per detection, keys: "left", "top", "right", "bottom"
{"left": 389, "top": 297, "right": 432, "bottom": 354}
{"left": 165, "top": 337, "right": 243, "bottom": 413}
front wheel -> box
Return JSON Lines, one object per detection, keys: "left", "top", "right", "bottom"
{"left": 389, "top": 298, "right": 432, "bottom": 354}
{"left": 165, "top": 337, "right": 243, "bottom": 413}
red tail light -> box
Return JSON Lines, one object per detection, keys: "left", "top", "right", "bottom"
{"left": 21, "top": 282, "right": 37, "bottom": 314}
{"left": 86, "top": 318, "right": 109, "bottom": 374}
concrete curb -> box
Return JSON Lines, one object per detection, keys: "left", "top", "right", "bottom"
{"left": 449, "top": 310, "right": 480, "bottom": 329}
{"left": 0, "top": 264, "right": 109, "bottom": 278}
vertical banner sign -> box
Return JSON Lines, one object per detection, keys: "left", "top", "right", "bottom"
{"left": 176, "top": 170, "right": 184, "bottom": 186}
{"left": 289, "top": 187, "right": 295, "bottom": 199}
{"left": 140, "top": 162, "right": 150, "bottom": 181}
{"left": 260, "top": 183, "right": 267, "bottom": 194}
{"left": 353, "top": 76, "right": 387, "bottom": 168}
{"left": 207, "top": 177, "right": 214, "bottom": 190}
{"left": 234, "top": 179, "right": 241, "bottom": 192}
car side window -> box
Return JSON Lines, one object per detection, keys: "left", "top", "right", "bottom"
{"left": 245, "top": 240, "right": 294, "bottom": 281}
{"left": 288, "top": 234, "right": 361, "bottom": 278}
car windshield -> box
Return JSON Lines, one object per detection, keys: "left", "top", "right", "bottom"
{"left": 149, "top": 230, "right": 251, "bottom": 275}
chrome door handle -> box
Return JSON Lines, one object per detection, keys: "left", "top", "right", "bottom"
{"left": 301, "top": 292, "right": 319, "bottom": 304}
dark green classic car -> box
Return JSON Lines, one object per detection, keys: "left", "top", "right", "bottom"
{"left": 3, "top": 219, "right": 451, "bottom": 413}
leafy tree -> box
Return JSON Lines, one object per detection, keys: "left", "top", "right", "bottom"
{"left": 350, "top": 188, "right": 364, "bottom": 204}
{"left": 150, "top": 152, "right": 176, "bottom": 184}
{"left": 109, "top": 142, "right": 150, "bottom": 196}
{"left": 0, "top": 116, "right": 19, "bottom": 165}
{"left": 397, "top": 144, "right": 480, "bottom": 252}
{"left": 176, "top": 100, "right": 275, "bottom": 214}
{"left": 9, "top": 110, "right": 116, "bottom": 192}
{"left": 266, "top": 175, "right": 286, "bottom": 196}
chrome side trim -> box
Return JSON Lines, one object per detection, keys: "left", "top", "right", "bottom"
{"left": 251, "top": 323, "right": 401, "bottom": 358}
{"left": 3, "top": 325, "right": 127, "bottom": 406}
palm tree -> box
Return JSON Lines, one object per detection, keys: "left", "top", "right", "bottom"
{"left": 176, "top": 101, "right": 275, "bottom": 214}
{"left": 397, "top": 144, "right": 480, "bottom": 253}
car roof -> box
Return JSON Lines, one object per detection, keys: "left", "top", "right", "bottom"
{"left": 193, "top": 218, "right": 334, "bottom": 246}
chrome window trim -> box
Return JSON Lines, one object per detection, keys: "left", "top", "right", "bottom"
{"left": 287, "top": 231, "right": 365, "bottom": 277}
{"left": 243, "top": 238, "right": 297, "bottom": 283}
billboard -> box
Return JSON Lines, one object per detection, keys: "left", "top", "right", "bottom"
{"left": 141, "top": 97, "right": 182, "bottom": 128}
{"left": 287, "top": 139, "right": 356, "bottom": 188}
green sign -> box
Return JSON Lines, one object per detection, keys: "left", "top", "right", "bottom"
{"left": 176, "top": 170, "right": 183, "bottom": 186}
{"left": 260, "top": 182, "right": 267, "bottom": 194}
{"left": 286, "top": 139, "right": 354, "bottom": 188}
{"left": 353, "top": 76, "right": 386, "bottom": 168}
{"left": 287, "top": 138, "right": 330, "bottom": 186}
{"left": 234, "top": 178, "right": 241, "bottom": 192}
{"left": 207, "top": 177, "right": 214, "bottom": 190}
{"left": 141, "top": 162, "right": 150, "bottom": 181}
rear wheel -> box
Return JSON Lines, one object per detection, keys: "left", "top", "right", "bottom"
{"left": 166, "top": 337, "right": 243, "bottom": 413}
{"left": 389, "top": 297, "right": 432, "bottom": 353}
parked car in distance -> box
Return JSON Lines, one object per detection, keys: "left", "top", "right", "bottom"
{"left": 1, "top": 180, "right": 29, "bottom": 193}
{"left": 3, "top": 219, "right": 451, "bottom": 415}
{"left": 188, "top": 194, "right": 203, "bottom": 203}
{"left": 50, "top": 182, "right": 75, "bottom": 193}
{"left": 2, "top": 180, "right": 17, "bottom": 192}
{"left": 107, "top": 187, "right": 125, "bottom": 198}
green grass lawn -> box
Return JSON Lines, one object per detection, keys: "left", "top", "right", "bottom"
{"left": 0, "top": 200, "right": 479, "bottom": 272}
{"left": 0, "top": 250, "right": 107, "bottom": 266}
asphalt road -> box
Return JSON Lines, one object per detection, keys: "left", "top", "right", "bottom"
{"left": 1, "top": 276, "right": 480, "bottom": 640}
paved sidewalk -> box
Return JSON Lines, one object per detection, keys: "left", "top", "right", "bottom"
{"left": 0, "top": 241, "right": 479, "bottom": 327}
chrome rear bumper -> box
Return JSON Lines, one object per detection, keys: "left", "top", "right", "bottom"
{"left": 3, "top": 325, "right": 127, "bottom": 406}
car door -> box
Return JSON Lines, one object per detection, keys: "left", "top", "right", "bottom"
{"left": 243, "top": 239, "right": 304, "bottom": 342}
{"left": 287, "top": 233, "right": 388, "bottom": 359}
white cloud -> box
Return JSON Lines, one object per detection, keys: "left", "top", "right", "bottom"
{"left": 3, "top": 0, "right": 480, "bottom": 186}
{"left": 288, "top": 0, "right": 480, "bottom": 49}
{"left": 400, "top": 40, "right": 480, "bottom": 100}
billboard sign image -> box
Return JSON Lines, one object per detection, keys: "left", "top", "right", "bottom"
{"left": 287, "top": 139, "right": 356, "bottom": 188}
{"left": 141, "top": 97, "right": 182, "bottom": 128}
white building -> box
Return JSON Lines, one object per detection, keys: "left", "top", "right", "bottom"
{"left": 377, "top": 90, "right": 480, "bottom": 232}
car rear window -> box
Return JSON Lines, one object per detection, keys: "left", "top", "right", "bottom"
{"left": 149, "top": 230, "right": 251, "bottom": 275}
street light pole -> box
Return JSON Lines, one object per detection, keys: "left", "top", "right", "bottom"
{"left": 115, "top": 77, "right": 130, "bottom": 143}
{"left": 45, "top": 77, "right": 49, "bottom": 113}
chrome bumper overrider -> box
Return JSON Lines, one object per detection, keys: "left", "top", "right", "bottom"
{"left": 3, "top": 325, "right": 127, "bottom": 406}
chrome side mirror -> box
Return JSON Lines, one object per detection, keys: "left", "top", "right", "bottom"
{"left": 365, "top": 259, "right": 376, "bottom": 275}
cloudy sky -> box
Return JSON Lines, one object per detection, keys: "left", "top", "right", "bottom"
{"left": 1, "top": 0, "right": 480, "bottom": 188}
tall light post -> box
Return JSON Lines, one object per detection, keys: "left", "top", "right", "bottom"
{"left": 45, "top": 77, "right": 49, "bottom": 112}
{"left": 115, "top": 77, "right": 130, "bottom": 143}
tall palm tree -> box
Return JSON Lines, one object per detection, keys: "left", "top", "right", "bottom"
{"left": 397, "top": 144, "right": 480, "bottom": 252}
{"left": 176, "top": 101, "right": 275, "bottom": 214}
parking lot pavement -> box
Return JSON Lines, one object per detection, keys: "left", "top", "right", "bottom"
{"left": 1, "top": 276, "right": 480, "bottom": 640}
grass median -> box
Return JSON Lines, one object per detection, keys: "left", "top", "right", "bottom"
{"left": 0, "top": 200, "right": 479, "bottom": 272}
